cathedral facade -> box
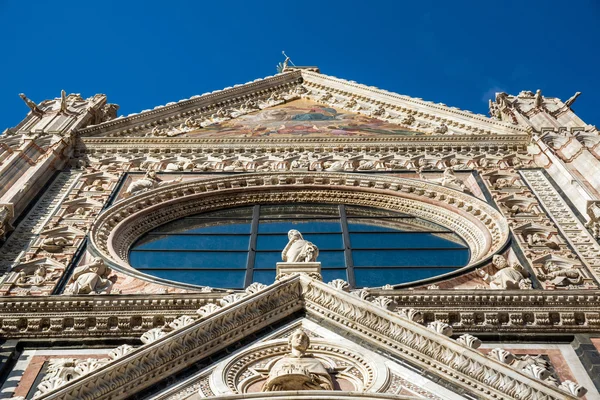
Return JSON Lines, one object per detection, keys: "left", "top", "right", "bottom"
{"left": 0, "top": 65, "right": 598, "bottom": 400}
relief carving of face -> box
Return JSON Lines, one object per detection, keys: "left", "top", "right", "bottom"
{"left": 289, "top": 329, "right": 310, "bottom": 353}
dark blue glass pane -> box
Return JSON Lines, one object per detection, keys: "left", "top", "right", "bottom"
{"left": 256, "top": 233, "right": 343, "bottom": 250}
{"left": 349, "top": 233, "right": 467, "bottom": 249}
{"left": 355, "top": 267, "right": 456, "bottom": 287}
{"left": 252, "top": 270, "right": 276, "bottom": 285}
{"left": 347, "top": 218, "right": 447, "bottom": 233}
{"left": 345, "top": 205, "right": 410, "bottom": 217}
{"left": 187, "top": 207, "right": 254, "bottom": 219}
{"left": 258, "top": 220, "right": 341, "bottom": 233}
{"left": 348, "top": 221, "right": 408, "bottom": 233}
{"left": 182, "top": 223, "right": 251, "bottom": 234}
{"left": 135, "top": 235, "right": 249, "bottom": 250}
{"left": 140, "top": 269, "right": 246, "bottom": 288}
{"left": 152, "top": 217, "right": 252, "bottom": 234}
{"left": 129, "top": 251, "right": 248, "bottom": 269}
{"left": 260, "top": 204, "right": 339, "bottom": 218}
{"left": 254, "top": 251, "right": 345, "bottom": 269}
{"left": 352, "top": 249, "right": 469, "bottom": 267}
{"left": 321, "top": 269, "right": 348, "bottom": 283}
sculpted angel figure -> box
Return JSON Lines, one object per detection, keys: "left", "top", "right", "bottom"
{"left": 262, "top": 329, "right": 334, "bottom": 391}
{"left": 64, "top": 257, "right": 116, "bottom": 295}
{"left": 282, "top": 230, "right": 319, "bottom": 263}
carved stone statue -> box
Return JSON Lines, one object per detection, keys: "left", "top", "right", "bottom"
{"left": 440, "top": 167, "right": 466, "bottom": 190}
{"left": 478, "top": 255, "right": 531, "bottom": 290}
{"left": 564, "top": 92, "right": 582, "bottom": 108}
{"left": 41, "top": 236, "right": 69, "bottom": 253}
{"left": 538, "top": 261, "right": 583, "bottom": 287}
{"left": 124, "top": 170, "right": 182, "bottom": 196}
{"left": 83, "top": 179, "right": 105, "bottom": 191}
{"left": 534, "top": 89, "right": 543, "bottom": 108}
{"left": 585, "top": 201, "right": 600, "bottom": 239}
{"left": 14, "top": 266, "right": 55, "bottom": 287}
{"left": 0, "top": 205, "right": 13, "bottom": 240}
{"left": 282, "top": 230, "right": 319, "bottom": 262}
{"left": 19, "top": 93, "right": 43, "bottom": 114}
{"left": 64, "top": 257, "right": 116, "bottom": 295}
{"left": 262, "top": 329, "right": 333, "bottom": 391}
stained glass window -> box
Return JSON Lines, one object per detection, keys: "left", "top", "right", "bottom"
{"left": 129, "top": 204, "right": 470, "bottom": 289}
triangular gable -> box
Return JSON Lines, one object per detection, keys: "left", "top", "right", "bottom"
{"left": 173, "top": 98, "right": 427, "bottom": 139}
{"left": 153, "top": 318, "right": 462, "bottom": 399}
{"left": 77, "top": 69, "right": 531, "bottom": 141}
{"left": 32, "top": 275, "right": 584, "bottom": 400}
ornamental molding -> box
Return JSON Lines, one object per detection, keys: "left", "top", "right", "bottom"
{"left": 76, "top": 72, "right": 304, "bottom": 138}
{"left": 75, "top": 69, "right": 531, "bottom": 141}
{"left": 1, "top": 289, "right": 600, "bottom": 339}
{"left": 77, "top": 134, "right": 531, "bottom": 152}
{"left": 300, "top": 70, "right": 530, "bottom": 135}
{"left": 32, "top": 275, "right": 582, "bottom": 400}
{"left": 88, "top": 172, "right": 508, "bottom": 289}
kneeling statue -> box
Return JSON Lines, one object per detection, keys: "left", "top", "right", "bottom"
{"left": 262, "top": 329, "right": 333, "bottom": 391}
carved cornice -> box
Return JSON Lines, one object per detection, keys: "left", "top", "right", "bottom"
{"left": 299, "top": 70, "right": 531, "bottom": 135}
{"left": 32, "top": 276, "right": 581, "bottom": 400}
{"left": 75, "top": 69, "right": 533, "bottom": 143}
{"left": 76, "top": 72, "right": 304, "bottom": 137}
{"left": 88, "top": 173, "right": 508, "bottom": 290}
{"left": 1, "top": 290, "right": 600, "bottom": 339}
{"left": 34, "top": 277, "right": 303, "bottom": 400}
{"left": 302, "top": 277, "right": 580, "bottom": 400}
{"left": 77, "top": 134, "right": 531, "bottom": 154}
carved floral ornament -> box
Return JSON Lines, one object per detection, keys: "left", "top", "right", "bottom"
{"left": 87, "top": 172, "right": 509, "bottom": 288}
{"left": 31, "top": 276, "right": 585, "bottom": 400}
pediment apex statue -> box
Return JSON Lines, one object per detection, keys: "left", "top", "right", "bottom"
{"left": 262, "top": 329, "right": 334, "bottom": 391}
{"left": 281, "top": 230, "right": 319, "bottom": 263}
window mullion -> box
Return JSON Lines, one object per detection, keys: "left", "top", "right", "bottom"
{"left": 339, "top": 204, "right": 355, "bottom": 287}
{"left": 244, "top": 205, "right": 260, "bottom": 288}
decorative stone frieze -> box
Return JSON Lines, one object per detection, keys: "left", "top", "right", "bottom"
{"left": 520, "top": 169, "right": 600, "bottom": 285}
{"left": 29, "top": 275, "right": 585, "bottom": 400}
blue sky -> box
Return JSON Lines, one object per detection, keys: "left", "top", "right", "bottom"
{"left": 1, "top": 0, "right": 598, "bottom": 129}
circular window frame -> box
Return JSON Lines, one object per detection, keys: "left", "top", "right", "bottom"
{"left": 89, "top": 172, "right": 509, "bottom": 290}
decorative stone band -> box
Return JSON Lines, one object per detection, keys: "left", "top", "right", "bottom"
{"left": 32, "top": 276, "right": 581, "bottom": 400}
{"left": 170, "top": 392, "right": 423, "bottom": 400}
{"left": 89, "top": 172, "right": 509, "bottom": 288}
{"left": 33, "top": 277, "right": 303, "bottom": 400}
{"left": 520, "top": 169, "right": 600, "bottom": 283}
{"left": 78, "top": 133, "right": 531, "bottom": 152}
{"left": 300, "top": 277, "right": 581, "bottom": 400}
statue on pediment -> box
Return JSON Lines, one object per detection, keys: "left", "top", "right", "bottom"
{"left": 282, "top": 230, "right": 319, "bottom": 263}
{"left": 262, "top": 329, "right": 333, "bottom": 391}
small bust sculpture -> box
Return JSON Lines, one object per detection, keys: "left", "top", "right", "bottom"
{"left": 262, "top": 329, "right": 334, "bottom": 391}
{"left": 282, "top": 230, "right": 319, "bottom": 263}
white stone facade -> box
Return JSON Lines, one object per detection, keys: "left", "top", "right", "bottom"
{"left": 0, "top": 67, "right": 599, "bottom": 399}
